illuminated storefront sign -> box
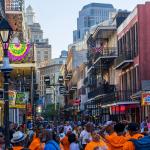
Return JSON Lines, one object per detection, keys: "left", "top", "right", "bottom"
{"left": 142, "top": 93, "right": 150, "bottom": 106}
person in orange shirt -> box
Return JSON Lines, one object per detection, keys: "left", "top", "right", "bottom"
{"left": 85, "top": 131, "right": 109, "bottom": 150}
{"left": 11, "top": 131, "right": 27, "bottom": 150}
{"left": 29, "top": 127, "right": 43, "bottom": 150}
{"left": 123, "top": 123, "right": 144, "bottom": 150}
{"left": 60, "top": 142, "right": 64, "bottom": 150}
{"left": 104, "top": 123, "right": 127, "bottom": 150}
{"left": 102, "top": 121, "right": 117, "bottom": 141}
{"left": 61, "top": 130, "right": 72, "bottom": 150}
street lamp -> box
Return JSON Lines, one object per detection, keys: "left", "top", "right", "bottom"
{"left": 0, "top": 18, "right": 13, "bottom": 149}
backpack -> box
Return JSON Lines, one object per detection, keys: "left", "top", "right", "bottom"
{"left": 129, "top": 136, "right": 150, "bottom": 150}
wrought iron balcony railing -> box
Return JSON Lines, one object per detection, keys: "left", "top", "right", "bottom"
{"left": 88, "top": 84, "right": 115, "bottom": 99}
{"left": 100, "top": 90, "right": 138, "bottom": 105}
{"left": 5, "top": 0, "right": 24, "bottom": 12}
{"left": 87, "top": 47, "right": 117, "bottom": 69}
{"left": 115, "top": 51, "right": 134, "bottom": 69}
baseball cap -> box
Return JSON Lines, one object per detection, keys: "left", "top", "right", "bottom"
{"left": 104, "top": 121, "right": 113, "bottom": 127}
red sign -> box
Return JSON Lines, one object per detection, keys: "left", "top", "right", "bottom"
{"left": 73, "top": 99, "right": 80, "bottom": 106}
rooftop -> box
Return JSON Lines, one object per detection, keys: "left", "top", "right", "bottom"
{"left": 82, "top": 3, "right": 114, "bottom": 10}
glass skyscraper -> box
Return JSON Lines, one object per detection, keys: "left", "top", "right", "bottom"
{"left": 73, "top": 3, "right": 116, "bottom": 42}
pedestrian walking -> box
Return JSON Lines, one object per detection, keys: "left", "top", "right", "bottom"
{"left": 104, "top": 123, "right": 127, "bottom": 150}
{"left": 0, "top": 128, "right": 5, "bottom": 150}
{"left": 60, "top": 129, "right": 72, "bottom": 150}
{"left": 44, "top": 129, "right": 60, "bottom": 150}
{"left": 68, "top": 133, "right": 80, "bottom": 150}
{"left": 29, "top": 126, "right": 43, "bottom": 150}
{"left": 79, "top": 123, "right": 93, "bottom": 149}
{"left": 85, "top": 131, "right": 108, "bottom": 150}
{"left": 11, "top": 131, "right": 27, "bottom": 150}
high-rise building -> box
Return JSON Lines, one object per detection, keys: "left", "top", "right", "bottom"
{"left": 73, "top": 3, "right": 116, "bottom": 42}
{"left": 25, "top": 5, "right": 52, "bottom": 66}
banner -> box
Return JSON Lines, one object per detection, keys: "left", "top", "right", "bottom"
{"left": 141, "top": 93, "right": 150, "bottom": 106}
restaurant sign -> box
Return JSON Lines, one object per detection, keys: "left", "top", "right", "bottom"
{"left": 141, "top": 93, "right": 150, "bottom": 106}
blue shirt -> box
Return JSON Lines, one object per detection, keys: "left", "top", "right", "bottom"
{"left": 44, "top": 140, "right": 60, "bottom": 150}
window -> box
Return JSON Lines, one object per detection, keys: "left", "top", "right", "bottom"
{"left": 59, "top": 61, "right": 63, "bottom": 64}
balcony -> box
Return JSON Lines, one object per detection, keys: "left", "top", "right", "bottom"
{"left": 87, "top": 47, "right": 117, "bottom": 73}
{"left": 115, "top": 51, "right": 133, "bottom": 69}
{"left": 5, "top": 0, "right": 24, "bottom": 13}
{"left": 84, "top": 77, "right": 97, "bottom": 87}
{"left": 100, "top": 90, "right": 138, "bottom": 106}
{"left": 94, "top": 47, "right": 118, "bottom": 61}
{"left": 88, "top": 84, "right": 115, "bottom": 99}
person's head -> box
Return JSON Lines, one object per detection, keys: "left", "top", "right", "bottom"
{"left": 66, "top": 130, "right": 72, "bottom": 136}
{"left": 36, "top": 125, "right": 43, "bottom": 139}
{"left": 0, "top": 128, "right": 5, "bottom": 145}
{"left": 114, "top": 123, "right": 125, "bottom": 135}
{"left": 42, "top": 129, "right": 53, "bottom": 143}
{"left": 9, "top": 123, "right": 14, "bottom": 130}
{"left": 17, "top": 126, "right": 23, "bottom": 132}
{"left": 127, "top": 123, "right": 140, "bottom": 136}
{"left": 66, "top": 121, "right": 69, "bottom": 126}
{"left": 73, "top": 125, "right": 78, "bottom": 131}
{"left": 59, "top": 127, "right": 64, "bottom": 133}
{"left": 68, "top": 133, "right": 76, "bottom": 144}
{"left": 146, "top": 116, "right": 149, "bottom": 121}
{"left": 11, "top": 131, "right": 27, "bottom": 146}
{"left": 86, "top": 123, "right": 93, "bottom": 132}
{"left": 92, "top": 131, "right": 100, "bottom": 142}
{"left": 104, "top": 121, "right": 114, "bottom": 134}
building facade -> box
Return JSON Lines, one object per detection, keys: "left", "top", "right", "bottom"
{"left": 73, "top": 3, "right": 116, "bottom": 42}
{"left": 115, "top": 2, "right": 150, "bottom": 122}
{"left": 38, "top": 51, "right": 67, "bottom": 107}
{"left": 0, "top": 0, "right": 36, "bottom": 124}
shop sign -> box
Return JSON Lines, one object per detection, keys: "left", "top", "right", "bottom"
{"left": 9, "top": 91, "right": 16, "bottom": 106}
{"left": 15, "top": 92, "right": 29, "bottom": 104}
{"left": 111, "top": 105, "right": 126, "bottom": 114}
{"left": 10, "top": 104, "right": 26, "bottom": 109}
{"left": 141, "top": 93, "right": 150, "bottom": 106}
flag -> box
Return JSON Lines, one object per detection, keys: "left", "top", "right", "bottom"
{"left": 92, "top": 45, "right": 104, "bottom": 53}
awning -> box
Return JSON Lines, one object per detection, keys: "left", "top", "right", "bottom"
{"left": 101, "top": 101, "right": 140, "bottom": 108}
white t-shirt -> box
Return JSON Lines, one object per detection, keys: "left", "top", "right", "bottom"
{"left": 80, "top": 130, "right": 92, "bottom": 145}
{"left": 70, "top": 142, "right": 80, "bottom": 150}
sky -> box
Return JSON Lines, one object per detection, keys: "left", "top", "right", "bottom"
{"left": 25, "top": 0, "right": 148, "bottom": 58}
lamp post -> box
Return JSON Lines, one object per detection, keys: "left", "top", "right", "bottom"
{"left": 0, "top": 18, "right": 13, "bottom": 149}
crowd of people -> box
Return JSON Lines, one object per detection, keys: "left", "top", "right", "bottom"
{"left": 1, "top": 118, "right": 150, "bottom": 150}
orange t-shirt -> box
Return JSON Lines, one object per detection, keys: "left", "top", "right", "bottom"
{"left": 105, "top": 134, "right": 127, "bottom": 150}
{"left": 29, "top": 137, "right": 41, "bottom": 150}
{"left": 13, "top": 146, "right": 24, "bottom": 150}
{"left": 60, "top": 143, "right": 64, "bottom": 150}
{"left": 105, "top": 132, "right": 117, "bottom": 141}
{"left": 85, "top": 141, "right": 109, "bottom": 150}
{"left": 123, "top": 133, "right": 144, "bottom": 150}
{"left": 61, "top": 136, "right": 70, "bottom": 150}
